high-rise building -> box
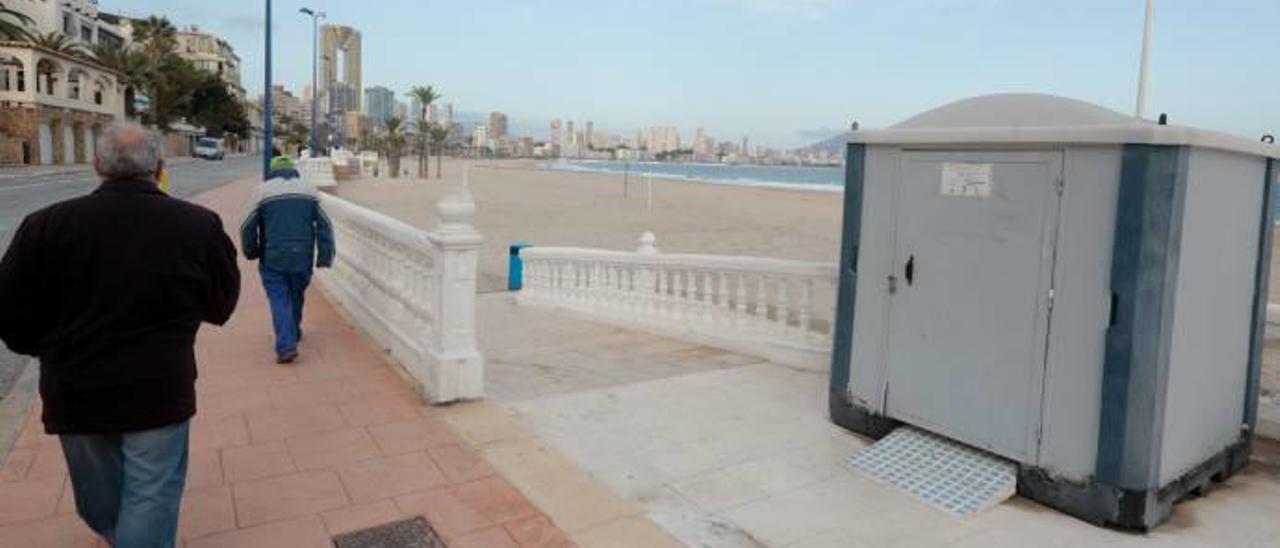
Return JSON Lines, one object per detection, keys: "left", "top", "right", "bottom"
{"left": 473, "top": 124, "right": 489, "bottom": 148}
{"left": 549, "top": 119, "right": 562, "bottom": 147}
{"left": 585, "top": 121, "right": 594, "bottom": 149}
{"left": 329, "top": 83, "right": 358, "bottom": 114}
{"left": 408, "top": 97, "right": 425, "bottom": 125}
{"left": 442, "top": 103, "right": 455, "bottom": 125}
{"left": 488, "top": 112, "right": 509, "bottom": 142}
{"left": 364, "top": 86, "right": 395, "bottom": 127}
{"left": 693, "top": 128, "right": 716, "bottom": 156}
{"left": 393, "top": 100, "right": 409, "bottom": 120}
{"left": 320, "top": 24, "right": 362, "bottom": 114}
{"left": 648, "top": 127, "right": 681, "bottom": 153}
{"left": 566, "top": 121, "right": 575, "bottom": 144}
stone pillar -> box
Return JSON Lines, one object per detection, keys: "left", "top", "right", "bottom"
{"left": 427, "top": 184, "right": 485, "bottom": 401}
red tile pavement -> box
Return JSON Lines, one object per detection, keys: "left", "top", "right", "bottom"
{"left": 0, "top": 179, "right": 575, "bottom": 547}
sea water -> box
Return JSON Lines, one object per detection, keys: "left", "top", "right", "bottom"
{"left": 543, "top": 160, "right": 845, "bottom": 192}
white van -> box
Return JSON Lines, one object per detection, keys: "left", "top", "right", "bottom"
{"left": 194, "top": 137, "right": 225, "bottom": 160}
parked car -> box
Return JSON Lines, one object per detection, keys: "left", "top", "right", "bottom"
{"left": 194, "top": 137, "right": 225, "bottom": 160}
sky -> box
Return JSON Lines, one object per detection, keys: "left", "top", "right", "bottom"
{"left": 106, "top": 0, "right": 1280, "bottom": 149}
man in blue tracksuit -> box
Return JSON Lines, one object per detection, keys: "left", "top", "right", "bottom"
{"left": 240, "top": 156, "right": 335, "bottom": 363}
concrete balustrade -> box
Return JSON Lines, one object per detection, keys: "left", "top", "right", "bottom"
{"left": 518, "top": 232, "right": 839, "bottom": 371}
{"left": 315, "top": 186, "right": 484, "bottom": 402}
{"left": 299, "top": 156, "right": 337, "bottom": 188}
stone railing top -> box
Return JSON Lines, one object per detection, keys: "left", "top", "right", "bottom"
{"left": 320, "top": 192, "right": 432, "bottom": 252}
{"left": 521, "top": 234, "right": 837, "bottom": 279}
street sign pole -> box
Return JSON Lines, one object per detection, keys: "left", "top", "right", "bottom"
{"left": 262, "top": 0, "right": 274, "bottom": 178}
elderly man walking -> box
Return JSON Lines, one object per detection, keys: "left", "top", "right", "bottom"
{"left": 240, "top": 156, "right": 334, "bottom": 363}
{"left": 0, "top": 122, "right": 240, "bottom": 547}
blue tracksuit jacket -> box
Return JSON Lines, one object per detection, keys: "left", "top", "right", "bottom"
{"left": 240, "top": 168, "right": 335, "bottom": 273}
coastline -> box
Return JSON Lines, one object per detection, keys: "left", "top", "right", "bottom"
{"left": 535, "top": 159, "right": 846, "bottom": 193}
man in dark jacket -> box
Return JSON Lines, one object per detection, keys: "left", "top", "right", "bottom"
{"left": 240, "top": 156, "right": 335, "bottom": 363}
{"left": 0, "top": 122, "right": 240, "bottom": 547}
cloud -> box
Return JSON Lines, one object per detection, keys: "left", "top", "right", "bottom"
{"left": 717, "top": 0, "right": 840, "bottom": 18}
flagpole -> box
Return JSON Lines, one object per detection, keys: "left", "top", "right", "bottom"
{"left": 1135, "top": 0, "right": 1153, "bottom": 119}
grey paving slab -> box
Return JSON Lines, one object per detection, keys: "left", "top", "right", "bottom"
{"left": 479, "top": 293, "right": 754, "bottom": 403}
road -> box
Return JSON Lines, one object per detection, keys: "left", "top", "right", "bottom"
{"left": 0, "top": 155, "right": 259, "bottom": 404}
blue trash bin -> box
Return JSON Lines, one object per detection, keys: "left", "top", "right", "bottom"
{"left": 508, "top": 242, "right": 534, "bottom": 291}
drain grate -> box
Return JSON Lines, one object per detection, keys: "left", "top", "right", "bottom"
{"left": 332, "top": 516, "right": 447, "bottom": 548}
{"left": 848, "top": 426, "right": 1016, "bottom": 517}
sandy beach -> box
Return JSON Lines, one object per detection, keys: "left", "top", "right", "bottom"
{"left": 333, "top": 158, "right": 844, "bottom": 294}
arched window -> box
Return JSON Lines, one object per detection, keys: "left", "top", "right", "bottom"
{"left": 35, "top": 58, "right": 62, "bottom": 96}
{"left": 0, "top": 56, "right": 23, "bottom": 93}
{"left": 92, "top": 77, "right": 108, "bottom": 106}
{"left": 67, "top": 68, "right": 88, "bottom": 101}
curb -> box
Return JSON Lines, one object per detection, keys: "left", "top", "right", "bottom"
{"left": 0, "top": 359, "right": 38, "bottom": 463}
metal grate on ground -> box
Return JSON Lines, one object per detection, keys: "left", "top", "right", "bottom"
{"left": 848, "top": 426, "right": 1017, "bottom": 518}
{"left": 332, "top": 516, "right": 448, "bottom": 548}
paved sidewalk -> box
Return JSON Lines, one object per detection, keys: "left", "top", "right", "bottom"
{"left": 0, "top": 180, "right": 576, "bottom": 547}
{"left": 485, "top": 294, "right": 1280, "bottom": 548}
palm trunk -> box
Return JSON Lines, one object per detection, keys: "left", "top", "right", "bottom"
{"left": 436, "top": 142, "right": 442, "bottom": 179}
{"left": 418, "top": 119, "right": 427, "bottom": 179}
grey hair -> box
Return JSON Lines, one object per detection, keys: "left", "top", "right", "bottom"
{"left": 95, "top": 122, "right": 163, "bottom": 180}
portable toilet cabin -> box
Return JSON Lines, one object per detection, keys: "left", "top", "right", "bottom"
{"left": 828, "top": 93, "right": 1279, "bottom": 529}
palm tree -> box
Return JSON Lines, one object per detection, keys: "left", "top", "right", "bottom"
{"left": 90, "top": 44, "right": 149, "bottom": 118}
{"left": 25, "top": 31, "right": 85, "bottom": 55}
{"left": 130, "top": 16, "right": 177, "bottom": 123}
{"left": 0, "top": 2, "right": 33, "bottom": 40}
{"left": 407, "top": 85, "right": 440, "bottom": 179}
{"left": 381, "top": 117, "right": 407, "bottom": 179}
{"left": 428, "top": 123, "right": 449, "bottom": 179}
{"left": 131, "top": 16, "right": 177, "bottom": 63}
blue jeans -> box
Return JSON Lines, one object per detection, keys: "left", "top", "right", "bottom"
{"left": 59, "top": 421, "right": 190, "bottom": 548}
{"left": 259, "top": 266, "right": 312, "bottom": 357}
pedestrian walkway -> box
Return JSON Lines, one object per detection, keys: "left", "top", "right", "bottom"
{"left": 482, "top": 293, "right": 1280, "bottom": 548}
{"left": 0, "top": 179, "right": 585, "bottom": 547}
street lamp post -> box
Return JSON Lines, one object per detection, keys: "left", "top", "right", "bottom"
{"left": 1135, "top": 0, "right": 1154, "bottom": 119}
{"left": 300, "top": 7, "right": 325, "bottom": 156}
{"left": 262, "top": 0, "right": 273, "bottom": 178}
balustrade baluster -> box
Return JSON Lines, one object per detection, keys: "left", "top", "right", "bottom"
{"left": 670, "top": 269, "right": 684, "bottom": 321}
{"left": 800, "top": 278, "right": 814, "bottom": 340}
{"left": 699, "top": 271, "right": 713, "bottom": 323}
{"left": 755, "top": 275, "right": 769, "bottom": 325}
{"left": 713, "top": 272, "right": 729, "bottom": 327}
{"left": 735, "top": 273, "right": 748, "bottom": 326}
{"left": 776, "top": 277, "right": 791, "bottom": 332}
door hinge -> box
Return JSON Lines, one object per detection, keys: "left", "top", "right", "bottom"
{"left": 1055, "top": 178, "right": 1065, "bottom": 195}
{"left": 1048, "top": 288, "right": 1055, "bottom": 310}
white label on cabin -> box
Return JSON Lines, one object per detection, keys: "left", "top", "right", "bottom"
{"left": 941, "top": 163, "right": 992, "bottom": 198}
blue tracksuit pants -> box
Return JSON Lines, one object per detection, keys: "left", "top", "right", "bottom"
{"left": 259, "top": 266, "right": 312, "bottom": 357}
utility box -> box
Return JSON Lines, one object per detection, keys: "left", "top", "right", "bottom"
{"left": 829, "top": 94, "right": 1280, "bottom": 530}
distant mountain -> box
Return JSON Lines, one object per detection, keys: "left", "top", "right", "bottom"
{"left": 802, "top": 133, "right": 850, "bottom": 155}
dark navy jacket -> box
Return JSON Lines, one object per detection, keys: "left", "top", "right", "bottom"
{"left": 240, "top": 168, "right": 335, "bottom": 273}
{"left": 0, "top": 179, "right": 240, "bottom": 434}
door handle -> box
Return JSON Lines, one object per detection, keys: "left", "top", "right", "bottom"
{"left": 905, "top": 255, "right": 915, "bottom": 286}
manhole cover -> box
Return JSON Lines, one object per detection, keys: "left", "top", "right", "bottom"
{"left": 332, "top": 516, "right": 447, "bottom": 548}
{"left": 848, "top": 426, "right": 1017, "bottom": 517}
